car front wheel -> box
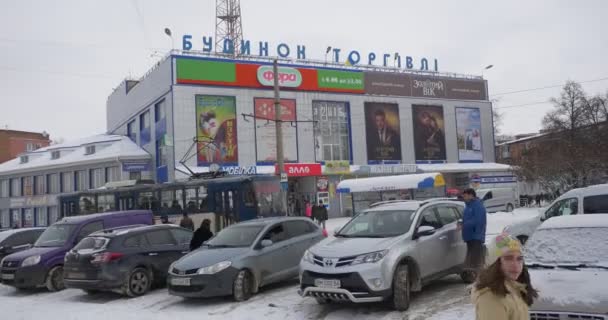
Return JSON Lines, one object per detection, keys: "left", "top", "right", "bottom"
{"left": 124, "top": 267, "right": 152, "bottom": 297}
{"left": 45, "top": 265, "right": 65, "bottom": 292}
{"left": 392, "top": 264, "right": 411, "bottom": 311}
{"left": 232, "top": 269, "right": 253, "bottom": 302}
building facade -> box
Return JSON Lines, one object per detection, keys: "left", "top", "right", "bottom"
{"left": 107, "top": 53, "right": 515, "bottom": 217}
{"left": 0, "top": 129, "right": 51, "bottom": 164}
{"left": 0, "top": 135, "right": 151, "bottom": 227}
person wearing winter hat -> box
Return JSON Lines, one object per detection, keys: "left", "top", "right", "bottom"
{"left": 471, "top": 232, "right": 538, "bottom": 320}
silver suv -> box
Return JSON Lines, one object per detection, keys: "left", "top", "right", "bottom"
{"left": 299, "top": 199, "right": 468, "bottom": 311}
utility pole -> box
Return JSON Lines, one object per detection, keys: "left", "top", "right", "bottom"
{"left": 273, "top": 59, "right": 288, "bottom": 215}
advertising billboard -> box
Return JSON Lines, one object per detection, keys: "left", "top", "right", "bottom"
{"left": 254, "top": 98, "right": 298, "bottom": 163}
{"left": 364, "top": 102, "right": 402, "bottom": 162}
{"left": 456, "top": 107, "right": 483, "bottom": 162}
{"left": 196, "top": 95, "right": 238, "bottom": 165}
{"left": 412, "top": 105, "right": 447, "bottom": 161}
{"left": 312, "top": 101, "right": 351, "bottom": 162}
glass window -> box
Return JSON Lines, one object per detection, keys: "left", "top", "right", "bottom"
{"left": 129, "top": 172, "right": 142, "bottom": 180}
{"left": 127, "top": 120, "right": 137, "bottom": 142}
{"left": 123, "top": 234, "right": 148, "bottom": 247}
{"left": 436, "top": 206, "right": 459, "bottom": 225}
{"left": 170, "top": 228, "right": 193, "bottom": 245}
{"left": 312, "top": 101, "right": 351, "bottom": 162}
{"left": 89, "top": 168, "right": 105, "bottom": 189}
{"left": 35, "top": 175, "right": 45, "bottom": 195}
{"left": 0, "top": 179, "right": 8, "bottom": 198}
{"left": 10, "top": 178, "right": 21, "bottom": 197}
{"left": 155, "top": 99, "right": 166, "bottom": 122}
{"left": 207, "top": 225, "right": 265, "bottom": 247}
{"left": 105, "top": 167, "right": 120, "bottom": 183}
{"left": 419, "top": 208, "right": 442, "bottom": 229}
{"left": 1, "top": 209, "right": 10, "bottom": 229}
{"left": 140, "top": 111, "right": 150, "bottom": 130}
{"left": 76, "top": 221, "right": 105, "bottom": 243}
{"left": 184, "top": 188, "right": 198, "bottom": 213}
{"left": 145, "top": 229, "right": 176, "bottom": 246}
{"left": 61, "top": 172, "right": 74, "bottom": 193}
{"left": 338, "top": 209, "right": 416, "bottom": 237}
{"left": 35, "top": 224, "right": 78, "bottom": 247}
{"left": 79, "top": 196, "right": 96, "bottom": 214}
{"left": 48, "top": 206, "right": 59, "bottom": 224}
{"left": 97, "top": 194, "right": 116, "bottom": 212}
{"left": 74, "top": 237, "right": 109, "bottom": 251}
{"left": 51, "top": 151, "right": 60, "bottom": 160}
{"left": 545, "top": 198, "right": 579, "bottom": 218}
{"left": 10, "top": 209, "right": 21, "bottom": 228}
{"left": 285, "top": 221, "right": 316, "bottom": 238}
{"left": 36, "top": 207, "right": 48, "bottom": 226}
{"left": 156, "top": 140, "right": 168, "bottom": 167}
{"left": 22, "top": 176, "right": 33, "bottom": 196}
{"left": 75, "top": 170, "right": 87, "bottom": 191}
{"left": 47, "top": 173, "right": 59, "bottom": 194}
{"left": 23, "top": 208, "right": 33, "bottom": 227}
{"left": 583, "top": 195, "right": 608, "bottom": 214}
{"left": 262, "top": 224, "right": 289, "bottom": 243}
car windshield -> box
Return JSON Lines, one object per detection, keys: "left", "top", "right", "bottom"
{"left": 34, "top": 224, "right": 77, "bottom": 247}
{"left": 0, "top": 231, "right": 15, "bottom": 244}
{"left": 525, "top": 227, "right": 608, "bottom": 267}
{"left": 206, "top": 225, "right": 265, "bottom": 248}
{"left": 337, "top": 209, "right": 416, "bottom": 238}
{"left": 73, "top": 236, "right": 109, "bottom": 251}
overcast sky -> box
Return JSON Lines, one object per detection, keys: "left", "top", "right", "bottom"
{"left": 1, "top": 0, "right": 607, "bottom": 141}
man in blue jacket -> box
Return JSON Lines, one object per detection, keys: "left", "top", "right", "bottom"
{"left": 460, "top": 188, "right": 487, "bottom": 282}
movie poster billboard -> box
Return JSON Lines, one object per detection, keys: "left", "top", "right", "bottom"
{"left": 412, "top": 105, "right": 447, "bottom": 161}
{"left": 196, "top": 95, "right": 238, "bottom": 166}
{"left": 456, "top": 107, "right": 483, "bottom": 161}
{"left": 254, "top": 98, "right": 298, "bottom": 163}
{"left": 312, "top": 101, "right": 351, "bottom": 162}
{"left": 364, "top": 102, "right": 402, "bottom": 162}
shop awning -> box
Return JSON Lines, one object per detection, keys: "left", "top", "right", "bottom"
{"left": 336, "top": 172, "right": 445, "bottom": 193}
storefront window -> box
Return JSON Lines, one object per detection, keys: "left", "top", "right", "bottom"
{"left": 97, "top": 194, "right": 116, "bottom": 212}
{"left": 48, "top": 206, "right": 59, "bottom": 224}
{"left": 313, "top": 101, "right": 351, "bottom": 162}
{"left": 22, "top": 176, "right": 33, "bottom": 196}
{"left": 61, "top": 172, "right": 74, "bottom": 193}
{"left": 47, "top": 173, "right": 60, "bottom": 194}
{"left": 36, "top": 207, "right": 48, "bottom": 226}
{"left": 75, "top": 170, "right": 87, "bottom": 191}
{"left": 35, "top": 175, "right": 45, "bottom": 195}
{"left": 11, "top": 209, "right": 21, "bottom": 228}
{"left": 0, "top": 209, "right": 9, "bottom": 228}
{"left": 79, "top": 196, "right": 96, "bottom": 214}
{"left": 10, "top": 178, "right": 20, "bottom": 197}
{"left": 90, "top": 168, "right": 105, "bottom": 189}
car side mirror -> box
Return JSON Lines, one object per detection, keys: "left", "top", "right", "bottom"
{"left": 261, "top": 239, "right": 273, "bottom": 248}
{"left": 415, "top": 226, "right": 436, "bottom": 239}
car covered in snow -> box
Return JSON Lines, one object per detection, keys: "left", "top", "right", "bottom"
{"left": 526, "top": 214, "right": 608, "bottom": 319}
{"left": 298, "top": 199, "right": 468, "bottom": 311}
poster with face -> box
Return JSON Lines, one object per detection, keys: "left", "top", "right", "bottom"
{"left": 196, "top": 95, "right": 238, "bottom": 165}
{"left": 254, "top": 98, "right": 298, "bottom": 163}
{"left": 364, "top": 102, "right": 402, "bottom": 162}
{"left": 456, "top": 107, "right": 483, "bottom": 161}
{"left": 412, "top": 105, "right": 447, "bottom": 161}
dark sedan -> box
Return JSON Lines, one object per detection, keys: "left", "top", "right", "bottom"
{"left": 63, "top": 224, "right": 192, "bottom": 296}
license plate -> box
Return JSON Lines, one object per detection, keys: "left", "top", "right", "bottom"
{"left": 171, "top": 277, "right": 191, "bottom": 286}
{"left": 314, "top": 279, "right": 340, "bottom": 289}
{"left": 1, "top": 274, "right": 15, "bottom": 280}
{"left": 66, "top": 272, "right": 86, "bottom": 279}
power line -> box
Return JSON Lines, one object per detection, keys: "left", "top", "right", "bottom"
{"left": 491, "top": 76, "right": 608, "bottom": 97}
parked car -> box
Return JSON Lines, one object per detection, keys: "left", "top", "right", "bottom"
{"left": 64, "top": 224, "right": 193, "bottom": 296}
{"left": 299, "top": 199, "right": 467, "bottom": 311}
{"left": 168, "top": 217, "right": 324, "bottom": 301}
{"left": 476, "top": 187, "right": 519, "bottom": 213}
{"left": 485, "top": 210, "right": 542, "bottom": 245}
{"left": 0, "top": 228, "right": 46, "bottom": 261}
{"left": 527, "top": 214, "right": 608, "bottom": 318}
{"left": 541, "top": 183, "right": 608, "bottom": 221}
{"left": 0, "top": 210, "right": 153, "bottom": 291}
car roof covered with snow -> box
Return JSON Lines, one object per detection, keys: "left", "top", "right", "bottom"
{"left": 538, "top": 214, "right": 608, "bottom": 230}
{"left": 558, "top": 183, "right": 608, "bottom": 199}
{"left": 366, "top": 199, "right": 464, "bottom": 212}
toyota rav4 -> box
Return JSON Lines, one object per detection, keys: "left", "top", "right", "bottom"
{"left": 299, "top": 199, "right": 469, "bottom": 311}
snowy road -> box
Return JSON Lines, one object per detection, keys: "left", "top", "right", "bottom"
{"left": 0, "top": 275, "right": 473, "bottom": 320}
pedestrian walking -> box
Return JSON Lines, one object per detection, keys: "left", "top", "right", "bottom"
{"left": 179, "top": 212, "right": 195, "bottom": 230}
{"left": 472, "top": 232, "right": 538, "bottom": 320}
{"left": 459, "top": 188, "right": 487, "bottom": 283}
{"left": 190, "top": 219, "right": 213, "bottom": 251}
{"left": 305, "top": 201, "right": 313, "bottom": 220}
{"left": 312, "top": 200, "right": 328, "bottom": 229}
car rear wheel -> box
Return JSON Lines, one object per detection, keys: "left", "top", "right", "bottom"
{"left": 45, "top": 265, "right": 65, "bottom": 292}
{"left": 232, "top": 269, "right": 253, "bottom": 302}
{"left": 506, "top": 204, "right": 514, "bottom": 212}
{"left": 124, "top": 267, "right": 151, "bottom": 297}
{"left": 392, "top": 264, "right": 411, "bottom": 311}
{"left": 460, "top": 270, "right": 477, "bottom": 284}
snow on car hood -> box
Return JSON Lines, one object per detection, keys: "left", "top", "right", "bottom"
{"left": 486, "top": 210, "right": 542, "bottom": 236}
{"left": 310, "top": 236, "right": 402, "bottom": 258}
{"left": 530, "top": 268, "right": 608, "bottom": 315}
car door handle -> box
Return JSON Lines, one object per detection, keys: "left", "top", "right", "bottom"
{"left": 148, "top": 253, "right": 159, "bottom": 256}
{"left": 439, "top": 236, "right": 448, "bottom": 240}
{"left": 181, "top": 251, "right": 189, "bottom": 254}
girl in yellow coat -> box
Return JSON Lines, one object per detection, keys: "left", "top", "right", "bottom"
{"left": 472, "top": 233, "right": 539, "bottom": 320}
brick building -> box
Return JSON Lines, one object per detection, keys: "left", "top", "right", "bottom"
{"left": 0, "top": 129, "right": 51, "bottom": 164}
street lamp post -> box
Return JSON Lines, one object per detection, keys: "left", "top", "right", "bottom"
{"left": 482, "top": 64, "right": 493, "bottom": 78}
{"left": 164, "top": 27, "right": 175, "bottom": 51}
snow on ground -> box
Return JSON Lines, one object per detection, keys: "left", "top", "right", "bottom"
{"left": 0, "top": 276, "right": 473, "bottom": 320}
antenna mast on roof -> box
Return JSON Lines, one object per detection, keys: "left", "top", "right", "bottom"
{"left": 215, "top": 0, "right": 243, "bottom": 57}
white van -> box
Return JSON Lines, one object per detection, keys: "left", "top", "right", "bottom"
{"left": 476, "top": 187, "right": 518, "bottom": 213}
{"left": 542, "top": 184, "right": 608, "bottom": 220}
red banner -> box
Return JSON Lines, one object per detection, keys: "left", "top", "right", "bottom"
{"left": 275, "top": 163, "right": 322, "bottom": 177}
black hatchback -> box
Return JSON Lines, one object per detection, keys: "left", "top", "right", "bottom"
{"left": 63, "top": 224, "right": 193, "bottom": 297}
{"left": 0, "top": 228, "right": 46, "bottom": 261}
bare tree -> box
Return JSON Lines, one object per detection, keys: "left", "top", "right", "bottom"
{"left": 492, "top": 108, "right": 503, "bottom": 137}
